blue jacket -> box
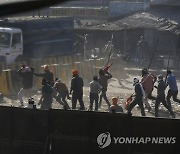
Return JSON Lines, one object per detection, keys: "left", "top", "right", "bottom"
{"left": 135, "top": 83, "right": 143, "bottom": 98}
{"left": 167, "top": 73, "right": 178, "bottom": 91}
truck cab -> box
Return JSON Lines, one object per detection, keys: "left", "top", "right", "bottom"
{"left": 0, "top": 27, "right": 23, "bottom": 65}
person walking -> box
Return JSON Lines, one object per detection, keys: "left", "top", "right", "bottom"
{"left": 154, "top": 74, "right": 175, "bottom": 118}
{"left": 18, "top": 65, "right": 34, "bottom": 106}
{"left": 136, "top": 36, "right": 148, "bottom": 67}
{"left": 166, "top": 70, "right": 180, "bottom": 109}
{"left": 34, "top": 65, "right": 54, "bottom": 86}
{"left": 127, "top": 77, "right": 146, "bottom": 116}
{"left": 141, "top": 68, "right": 157, "bottom": 111}
{"left": 54, "top": 78, "right": 71, "bottom": 110}
{"left": 109, "top": 97, "right": 123, "bottom": 113}
{"left": 70, "top": 69, "right": 85, "bottom": 110}
{"left": 89, "top": 75, "right": 102, "bottom": 111}
{"left": 98, "top": 69, "right": 112, "bottom": 108}
{"left": 39, "top": 79, "right": 53, "bottom": 110}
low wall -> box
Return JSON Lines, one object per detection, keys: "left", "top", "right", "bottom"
{"left": 0, "top": 54, "right": 109, "bottom": 95}
{"left": 0, "top": 106, "right": 179, "bottom": 154}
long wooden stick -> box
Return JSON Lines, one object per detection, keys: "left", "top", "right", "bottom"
{"left": 165, "top": 52, "right": 171, "bottom": 83}
{"left": 148, "top": 39, "right": 159, "bottom": 70}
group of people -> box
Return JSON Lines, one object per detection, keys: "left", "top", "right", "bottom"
{"left": 17, "top": 64, "right": 121, "bottom": 113}
{"left": 17, "top": 63, "right": 180, "bottom": 118}
{"left": 127, "top": 68, "right": 180, "bottom": 118}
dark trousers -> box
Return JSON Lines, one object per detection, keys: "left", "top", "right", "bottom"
{"left": 99, "top": 88, "right": 111, "bottom": 107}
{"left": 147, "top": 92, "right": 156, "bottom": 101}
{"left": 89, "top": 93, "right": 99, "bottom": 111}
{"left": 155, "top": 95, "right": 174, "bottom": 117}
{"left": 128, "top": 97, "right": 145, "bottom": 116}
{"left": 56, "top": 92, "right": 70, "bottom": 110}
{"left": 41, "top": 95, "right": 53, "bottom": 110}
{"left": 167, "top": 89, "right": 180, "bottom": 109}
{"left": 72, "top": 93, "right": 85, "bottom": 110}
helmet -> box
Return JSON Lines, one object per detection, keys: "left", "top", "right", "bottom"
{"left": 133, "top": 77, "right": 139, "bottom": 86}
{"left": 72, "top": 69, "right": 78, "bottom": 75}
{"left": 44, "top": 65, "right": 49, "bottom": 72}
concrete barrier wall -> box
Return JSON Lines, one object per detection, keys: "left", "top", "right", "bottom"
{"left": 0, "top": 106, "right": 179, "bottom": 154}
{"left": 0, "top": 54, "right": 124, "bottom": 96}
{"left": 0, "top": 69, "right": 21, "bottom": 96}
{"left": 0, "top": 55, "right": 119, "bottom": 95}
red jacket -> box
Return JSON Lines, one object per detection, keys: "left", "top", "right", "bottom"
{"left": 141, "top": 73, "right": 157, "bottom": 93}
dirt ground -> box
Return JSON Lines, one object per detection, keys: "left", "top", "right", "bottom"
{"left": 1, "top": 64, "right": 180, "bottom": 119}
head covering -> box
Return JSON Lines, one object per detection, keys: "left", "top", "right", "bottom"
{"left": 72, "top": 69, "right": 78, "bottom": 75}
{"left": 44, "top": 65, "right": 49, "bottom": 72}
{"left": 158, "top": 74, "right": 163, "bottom": 80}
{"left": 112, "top": 97, "right": 118, "bottom": 105}
{"left": 133, "top": 77, "right": 139, "bottom": 86}
{"left": 24, "top": 66, "right": 31, "bottom": 72}
{"left": 142, "top": 68, "right": 148, "bottom": 76}
{"left": 99, "top": 69, "right": 104, "bottom": 76}
{"left": 93, "top": 75, "right": 98, "bottom": 81}
{"left": 21, "top": 66, "right": 31, "bottom": 73}
{"left": 167, "top": 70, "right": 172, "bottom": 75}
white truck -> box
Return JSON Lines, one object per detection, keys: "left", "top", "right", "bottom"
{"left": 0, "top": 17, "right": 75, "bottom": 67}
{"left": 0, "top": 27, "right": 23, "bottom": 65}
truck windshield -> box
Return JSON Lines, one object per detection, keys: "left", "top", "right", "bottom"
{"left": 0, "top": 32, "right": 11, "bottom": 48}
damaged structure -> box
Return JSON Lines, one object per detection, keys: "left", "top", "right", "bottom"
{"left": 75, "top": 4, "right": 180, "bottom": 69}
